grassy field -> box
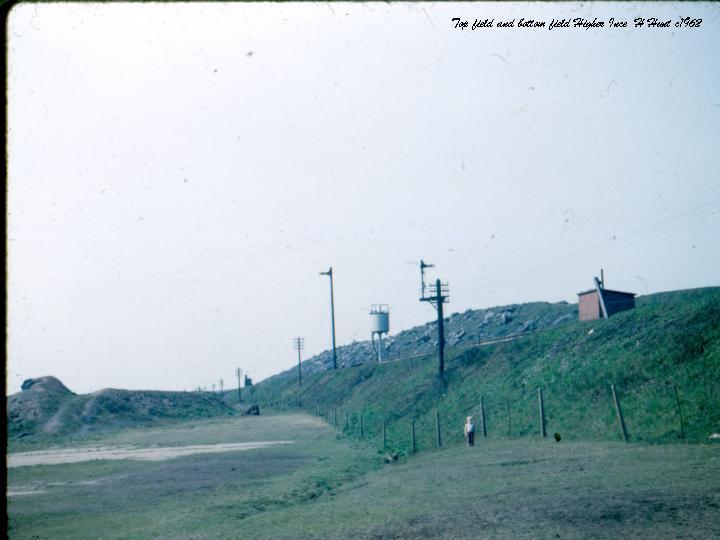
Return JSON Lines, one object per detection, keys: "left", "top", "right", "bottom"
{"left": 7, "top": 413, "right": 380, "bottom": 539}
{"left": 7, "top": 412, "right": 720, "bottom": 539}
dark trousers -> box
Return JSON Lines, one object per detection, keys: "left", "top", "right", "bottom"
{"left": 467, "top": 431, "right": 475, "bottom": 447}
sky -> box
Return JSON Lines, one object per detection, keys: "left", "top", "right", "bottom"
{"left": 7, "top": 2, "right": 720, "bottom": 395}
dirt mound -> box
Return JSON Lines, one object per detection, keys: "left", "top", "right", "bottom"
{"left": 20, "top": 376, "right": 74, "bottom": 394}
{"left": 8, "top": 376, "right": 77, "bottom": 437}
{"left": 78, "top": 388, "right": 236, "bottom": 430}
{"left": 7, "top": 377, "right": 236, "bottom": 441}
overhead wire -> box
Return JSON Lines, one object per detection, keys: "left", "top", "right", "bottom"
{"left": 474, "top": 203, "right": 719, "bottom": 292}
{"left": 476, "top": 185, "right": 718, "bottom": 283}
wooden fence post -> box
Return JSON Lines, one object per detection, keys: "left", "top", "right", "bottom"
{"left": 538, "top": 388, "right": 547, "bottom": 438}
{"left": 673, "top": 385, "right": 686, "bottom": 441}
{"left": 411, "top": 420, "right": 416, "bottom": 454}
{"left": 506, "top": 399, "right": 511, "bottom": 437}
{"left": 611, "top": 384, "right": 629, "bottom": 443}
{"left": 435, "top": 410, "right": 442, "bottom": 448}
{"left": 382, "top": 419, "right": 386, "bottom": 448}
{"left": 480, "top": 396, "right": 487, "bottom": 437}
{"left": 333, "top": 408, "right": 337, "bottom": 427}
{"left": 345, "top": 409, "right": 349, "bottom": 430}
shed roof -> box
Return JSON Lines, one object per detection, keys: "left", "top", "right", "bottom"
{"left": 577, "top": 288, "right": 636, "bottom": 297}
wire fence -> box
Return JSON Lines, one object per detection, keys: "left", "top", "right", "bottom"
{"left": 251, "top": 379, "right": 719, "bottom": 455}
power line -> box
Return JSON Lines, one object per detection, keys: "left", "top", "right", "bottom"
{"left": 475, "top": 189, "right": 719, "bottom": 286}
{"left": 472, "top": 200, "right": 719, "bottom": 292}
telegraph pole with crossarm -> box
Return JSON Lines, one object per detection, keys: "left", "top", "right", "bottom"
{"left": 419, "top": 262, "right": 449, "bottom": 375}
{"left": 293, "top": 337, "right": 305, "bottom": 387}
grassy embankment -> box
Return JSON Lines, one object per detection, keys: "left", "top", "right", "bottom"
{"left": 242, "top": 287, "right": 720, "bottom": 452}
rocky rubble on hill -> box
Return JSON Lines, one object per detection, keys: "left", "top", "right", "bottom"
{"left": 270, "top": 301, "right": 578, "bottom": 380}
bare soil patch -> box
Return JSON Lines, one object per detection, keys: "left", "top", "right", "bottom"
{"left": 8, "top": 440, "right": 293, "bottom": 467}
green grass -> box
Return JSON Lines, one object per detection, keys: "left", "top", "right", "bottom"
{"left": 8, "top": 413, "right": 720, "bottom": 539}
{"left": 7, "top": 414, "right": 382, "bottom": 539}
{"left": 242, "top": 287, "right": 720, "bottom": 451}
{"left": 240, "top": 439, "right": 720, "bottom": 539}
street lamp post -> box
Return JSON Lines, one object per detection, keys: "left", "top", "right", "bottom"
{"left": 319, "top": 267, "right": 338, "bottom": 370}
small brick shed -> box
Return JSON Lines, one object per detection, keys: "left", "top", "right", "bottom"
{"left": 578, "top": 285, "right": 636, "bottom": 321}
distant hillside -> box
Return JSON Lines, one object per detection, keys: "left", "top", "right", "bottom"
{"left": 242, "top": 288, "right": 720, "bottom": 447}
{"left": 7, "top": 377, "right": 236, "bottom": 444}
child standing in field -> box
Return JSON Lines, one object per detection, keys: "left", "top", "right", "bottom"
{"left": 464, "top": 416, "right": 475, "bottom": 447}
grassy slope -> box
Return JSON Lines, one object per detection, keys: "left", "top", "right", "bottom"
{"left": 243, "top": 440, "right": 720, "bottom": 540}
{"left": 252, "top": 300, "right": 577, "bottom": 380}
{"left": 244, "top": 287, "right": 720, "bottom": 449}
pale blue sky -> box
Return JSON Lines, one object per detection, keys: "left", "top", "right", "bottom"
{"left": 7, "top": 2, "right": 720, "bottom": 394}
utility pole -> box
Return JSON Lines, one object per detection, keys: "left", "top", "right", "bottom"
{"left": 419, "top": 261, "right": 449, "bottom": 375}
{"left": 319, "top": 267, "right": 337, "bottom": 369}
{"left": 236, "top": 368, "right": 243, "bottom": 403}
{"left": 219, "top": 379, "right": 224, "bottom": 394}
{"left": 293, "top": 337, "right": 305, "bottom": 387}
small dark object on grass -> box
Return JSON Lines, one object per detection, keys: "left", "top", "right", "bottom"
{"left": 384, "top": 452, "right": 399, "bottom": 464}
{"left": 554, "top": 432, "right": 562, "bottom": 442}
{"left": 243, "top": 405, "right": 260, "bottom": 416}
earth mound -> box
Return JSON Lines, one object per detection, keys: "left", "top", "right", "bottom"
{"left": 8, "top": 376, "right": 236, "bottom": 441}
{"left": 20, "top": 376, "right": 74, "bottom": 394}
{"left": 8, "top": 376, "right": 77, "bottom": 437}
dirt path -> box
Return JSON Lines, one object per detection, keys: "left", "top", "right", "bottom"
{"left": 8, "top": 440, "right": 294, "bottom": 467}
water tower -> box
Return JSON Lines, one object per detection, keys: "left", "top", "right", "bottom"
{"left": 370, "top": 304, "right": 390, "bottom": 362}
